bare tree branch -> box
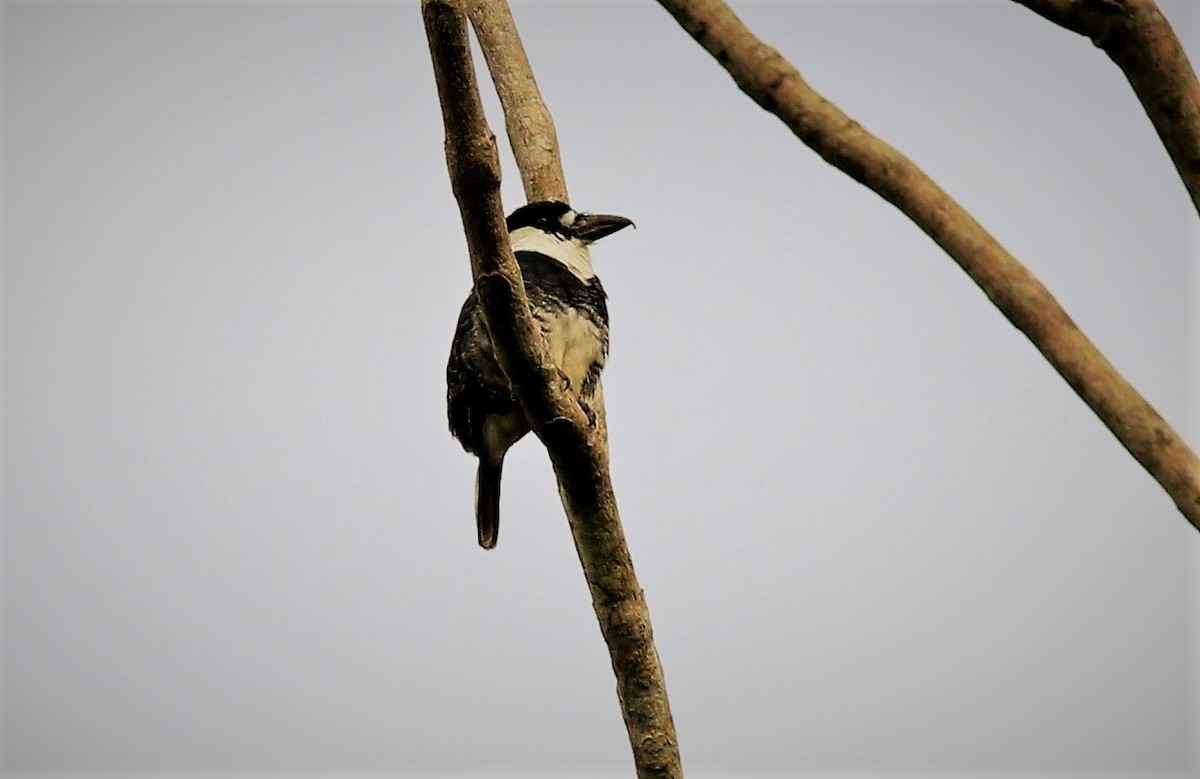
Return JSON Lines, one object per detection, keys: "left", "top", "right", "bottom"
{"left": 1010, "top": 0, "right": 1200, "bottom": 219}
{"left": 652, "top": 0, "right": 1200, "bottom": 532}
{"left": 423, "top": 2, "right": 682, "bottom": 775}
{"left": 467, "top": 0, "right": 569, "bottom": 203}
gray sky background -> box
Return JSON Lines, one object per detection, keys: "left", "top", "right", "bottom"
{"left": 3, "top": 0, "right": 1198, "bottom": 776}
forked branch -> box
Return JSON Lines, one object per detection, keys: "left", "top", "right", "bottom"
{"left": 423, "top": 2, "right": 682, "bottom": 776}
{"left": 653, "top": 0, "right": 1200, "bottom": 531}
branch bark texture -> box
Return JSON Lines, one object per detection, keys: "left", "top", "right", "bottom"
{"left": 653, "top": 0, "right": 1200, "bottom": 531}
{"left": 468, "top": 0, "right": 569, "bottom": 203}
{"left": 1011, "top": 0, "right": 1200, "bottom": 218}
{"left": 423, "top": 2, "right": 682, "bottom": 775}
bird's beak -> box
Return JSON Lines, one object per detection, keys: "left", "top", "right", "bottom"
{"left": 573, "top": 212, "right": 635, "bottom": 243}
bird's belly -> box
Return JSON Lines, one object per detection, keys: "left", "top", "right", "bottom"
{"left": 538, "top": 308, "right": 605, "bottom": 392}
{"left": 482, "top": 411, "right": 527, "bottom": 461}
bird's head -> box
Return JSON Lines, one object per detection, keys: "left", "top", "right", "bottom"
{"left": 505, "top": 200, "right": 634, "bottom": 246}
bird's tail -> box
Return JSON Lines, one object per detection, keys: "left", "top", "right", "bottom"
{"left": 475, "top": 459, "right": 503, "bottom": 549}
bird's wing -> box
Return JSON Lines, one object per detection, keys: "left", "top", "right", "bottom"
{"left": 447, "top": 293, "right": 484, "bottom": 452}
{"left": 446, "top": 290, "right": 519, "bottom": 454}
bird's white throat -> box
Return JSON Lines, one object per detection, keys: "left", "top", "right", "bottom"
{"left": 509, "top": 226, "right": 595, "bottom": 281}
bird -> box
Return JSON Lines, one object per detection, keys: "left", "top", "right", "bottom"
{"left": 447, "top": 200, "right": 634, "bottom": 549}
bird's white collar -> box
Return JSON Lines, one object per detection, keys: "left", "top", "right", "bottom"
{"left": 509, "top": 226, "right": 595, "bottom": 282}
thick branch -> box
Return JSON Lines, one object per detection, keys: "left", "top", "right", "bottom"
{"left": 423, "top": 2, "right": 681, "bottom": 775}
{"left": 1011, "top": 0, "right": 1200, "bottom": 218}
{"left": 423, "top": 0, "right": 554, "bottom": 406}
{"left": 653, "top": 0, "right": 1200, "bottom": 531}
{"left": 468, "top": 0, "right": 569, "bottom": 203}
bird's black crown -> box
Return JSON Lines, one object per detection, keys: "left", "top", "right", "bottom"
{"left": 505, "top": 200, "right": 573, "bottom": 235}
{"left": 505, "top": 200, "right": 634, "bottom": 245}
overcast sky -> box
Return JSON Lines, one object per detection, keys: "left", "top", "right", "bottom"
{"left": 3, "top": 1, "right": 1199, "bottom": 777}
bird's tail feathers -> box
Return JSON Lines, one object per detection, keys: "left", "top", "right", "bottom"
{"left": 475, "top": 460, "right": 503, "bottom": 550}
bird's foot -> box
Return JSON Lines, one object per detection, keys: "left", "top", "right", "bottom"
{"left": 580, "top": 400, "right": 597, "bottom": 428}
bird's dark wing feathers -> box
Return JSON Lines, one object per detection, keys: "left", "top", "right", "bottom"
{"left": 446, "top": 291, "right": 519, "bottom": 454}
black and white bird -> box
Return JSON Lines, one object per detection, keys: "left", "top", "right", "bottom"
{"left": 447, "top": 200, "right": 634, "bottom": 549}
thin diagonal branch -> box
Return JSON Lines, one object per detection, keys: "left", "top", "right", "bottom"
{"left": 468, "top": 0, "right": 608, "bottom": 439}
{"left": 423, "top": 2, "right": 682, "bottom": 776}
{"left": 1010, "top": 0, "right": 1200, "bottom": 219}
{"left": 653, "top": 0, "right": 1200, "bottom": 531}
{"left": 467, "top": 0, "right": 569, "bottom": 203}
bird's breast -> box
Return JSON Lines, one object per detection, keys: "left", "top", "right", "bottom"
{"left": 536, "top": 306, "right": 607, "bottom": 393}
